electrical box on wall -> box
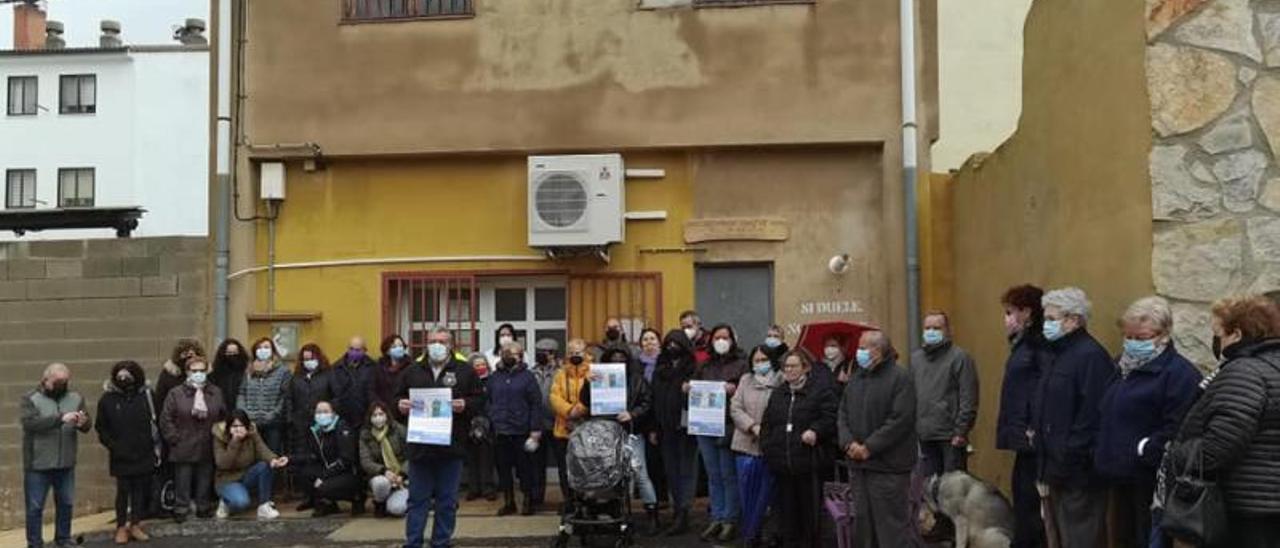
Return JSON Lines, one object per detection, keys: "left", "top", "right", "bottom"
{"left": 260, "top": 162, "right": 286, "bottom": 201}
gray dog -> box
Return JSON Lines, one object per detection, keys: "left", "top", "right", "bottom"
{"left": 921, "top": 471, "right": 1015, "bottom": 548}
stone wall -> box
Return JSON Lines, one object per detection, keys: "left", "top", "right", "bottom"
{"left": 0, "top": 237, "right": 209, "bottom": 530}
{"left": 1147, "top": 0, "right": 1280, "bottom": 369}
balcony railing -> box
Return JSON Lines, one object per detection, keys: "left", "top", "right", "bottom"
{"left": 342, "top": 0, "right": 474, "bottom": 22}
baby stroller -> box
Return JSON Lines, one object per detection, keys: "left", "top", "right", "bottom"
{"left": 553, "top": 419, "right": 635, "bottom": 548}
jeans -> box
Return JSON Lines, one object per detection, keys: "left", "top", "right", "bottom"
{"left": 173, "top": 461, "right": 214, "bottom": 517}
{"left": 258, "top": 424, "right": 285, "bottom": 454}
{"left": 115, "top": 473, "right": 150, "bottom": 526}
{"left": 696, "top": 436, "right": 739, "bottom": 522}
{"left": 369, "top": 475, "right": 409, "bottom": 516}
{"left": 627, "top": 435, "right": 657, "bottom": 506}
{"left": 217, "top": 461, "right": 274, "bottom": 513}
{"left": 660, "top": 430, "right": 699, "bottom": 512}
{"left": 405, "top": 456, "right": 463, "bottom": 548}
{"left": 919, "top": 440, "right": 968, "bottom": 477}
{"left": 25, "top": 468, "right": 74, "bottom": 548}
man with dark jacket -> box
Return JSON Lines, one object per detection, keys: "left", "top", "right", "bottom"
{"left": 995, "top": 284, "right": 1048, "bottom": 548}
{"left": 910, "top": 311, "right": 979, "bottom": 477}
{"left": 333, "top": 336, "right": 379, "bottom": 430}
{"left": 397, "top": 327, "right": 486, "bottom": 548}
{"left": 839, "top": 330, "right": 917, "bottom": 548}
{"left": 1034, "top": 287, "right": 1115, "bottom": 548}
{"left": 23, "top": 363, "right": 92, "bottom": 548}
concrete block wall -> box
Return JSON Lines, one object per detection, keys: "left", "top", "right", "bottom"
{"left": 0, "top": 237, "right": 210, "bottom": 530}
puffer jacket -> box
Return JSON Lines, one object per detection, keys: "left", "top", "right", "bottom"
{"left": 488, "top": 361, "right": 545, "bottom": 436}
{"left": 760, "top": 378, "right": 838, "bottom": 475}
{"left": 359, "top": 420, "right": 408, "bottom": 478}
{"left": 237, "top": 361, "right": 291, "bottom": 428}
{"left": 95, "top": 379, "right": 158, "bottom": 477}
{"left": 1173, "top": 338, "right": 1280, "bottom": 516}
{"left": 549, "top": 360, "right": 592, "bottom": 439}
{"left": 154, "top": 359, "right": 186, "bottom": 411}
{"left": 212, "top": 422, "right": 278, "bottom": 483}
{"left": 333, "top": 354, "right": 378, "bottom": 429}
{"left": 292, "top": 419, "right": 358, "bottom": 481}
{"left": 288, "top": 368, "right": 336, "bottom": 438}
{"left": 730, "top": 370, "right": 782, "bottom": 456}
{"left": 22, "top": 387, "right": 91, "bottom": 471}
{"left": 651, "top": 330, "right": 697, "bottom": 436}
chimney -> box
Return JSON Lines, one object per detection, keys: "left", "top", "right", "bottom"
{"left": 13, "top": 3, "right": 47, "bottom": 50}
{"left": 100, "top": 20, "right": 122, "bottom": 48}
{"left": 174, "top": 18, "right": 207, "bottom": 45}
{"left": 44, "top": 20, "right": 64, "bottom": 50}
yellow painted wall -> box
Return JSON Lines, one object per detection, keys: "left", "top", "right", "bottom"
{"left": 247, "top": 151, "right": 696, "bottom": 354}
{"left": 939, "top": 0, "right": 1153, "bottom": 491}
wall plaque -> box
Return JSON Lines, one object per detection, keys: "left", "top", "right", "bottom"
{"left": 683, "top": 218, "right": 789, "bottom": 243}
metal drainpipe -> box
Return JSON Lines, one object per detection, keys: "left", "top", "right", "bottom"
{"left": 900, "top": 0, "right": 922, "bottom": 351}
{"left": 212, "top": 0, "right": 233, "bottom": 343}
{"left": 267, "top": 201, "right": 277, "bottom": 317}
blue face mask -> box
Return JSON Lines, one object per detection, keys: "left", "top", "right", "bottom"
{"left": 428, "top": 343, "right": 449, "bottom": 363}
{"left": 1123, "top": 338, "right": 1157, "bottom": 360}
{"left": 255, "top": 347, "right": 273, "bottom": 361}
{"left": 752, "top": 360, "right": 773, "bottom": 376}
{"left": 764, "top": 336, "right": 783, "bottom": 349}
{"left": 922, "top": 329, "right": 945, "bottom": 346}
{"left": 314, "top": 413, "right": 336, "bottom": 429}
{"left": 1043, "top": 320, "right": 1063, "bottom": 341}
{"left": 855, "top": 349, "right": 873, "bottom": 369}
{"left": 388, "top": 346, "right": 407, "bottom": 360}
{"left": 187, "top": 371, "right": 207, "bottom": 386}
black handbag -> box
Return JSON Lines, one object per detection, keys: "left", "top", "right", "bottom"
{"left": 1161, "top": 439, "right": 1227, "bottom": 546}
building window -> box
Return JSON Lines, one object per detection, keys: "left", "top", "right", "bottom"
{"left": 693, "top": 0, "right": 814, "bottom": 6}
{"left": 57, "top": 168, "right": 94, "bottom": 208}
{"left": 59, "top": 74, "right": 96, "bottom": 114}
{"left": 384, "top": 274, "right": 479, "bottom": 356}
{"left": 7, "top": 76, "right": 37, "bottom": 115}
{"left": 5, "top": 169, "right": 36, "bottom": 209}
{"left": 341, "top": 0, "right": 474, "bottom": 22}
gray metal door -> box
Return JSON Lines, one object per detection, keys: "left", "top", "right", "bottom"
{"left": 695, "top": 263, "right": 774, "bottom": 348}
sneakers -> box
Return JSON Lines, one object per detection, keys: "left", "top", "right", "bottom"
{"left": 717, "top": 522, "right": 737, "bottom": 543}
{"left": 257, "top": 501, "right": 280, "bottom": 520}
{"left": 699, "top": 521, "right": 723, "bottom": 541}
{"left": 114, "top": 526, "right": 129, "bottom": 545}
{"left": 215, "top": 501, "right": 230, "bottom": 520}
{"left": 127, "top": 524, "right": 150, "bottom": 542}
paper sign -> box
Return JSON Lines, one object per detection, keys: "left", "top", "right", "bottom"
{"left": 407, "top": 388, "right": 453, "bottom": 446}
{"left": 688, "top": 380, "right": 727, "bottom": 437}
{"left": 590, "top": 363, "right": 628, "bottom": 416}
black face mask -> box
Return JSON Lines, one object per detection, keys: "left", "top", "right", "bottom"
{"left": 1212, "top": 335, "right": 1223, "bottom": 360}
{"left": 501, "top": 356, "right": 517, "bottom": 368}
{"left": 535, "top": 353, "right": 550, "bottom": 367}
{"left": 45, "top": 382, "right": 68, "bottom": 399}
{"left": 605, "top": 328, "right": 622, "bottom": 341}
{"left": 569, "top": 356, "right": 584, "bottom": 366}
{"left": 115, "top": 374, "right": 136, "bottom": 391}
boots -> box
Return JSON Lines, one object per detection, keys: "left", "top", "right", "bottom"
{"left": 663, "top": 508, "right": 690, "bottom": 537}
{"left": 128, "top": 524, "right": 150, "bottom": 542}
{"left": 497, "top": 489, "right": 517, "bottom": 516}
{"left": 114, "top": 526, "right": 130, "bottom": 545}
{"left": 644, "top": 504, "right": 661, "bottom": 536}
{"left": 373, "top": 502, "right": 388, "bottom": 518}
{"left": 520, "top": 493, "right": 536, "bottom": 516}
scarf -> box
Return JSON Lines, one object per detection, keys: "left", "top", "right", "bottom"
{"left": 639, "top": 352, "right": 658, "bottom": 382}
{"left": 192, "top": 386, "right": 208, "bottom": 419}
{"left": 251, "top": 360, "right": 274, "bottom": 377}
{"left": 371, "top": 425, "right": 402, "bottom": 476}
{"left": 788, "top": 374, "right": 808, "bottom": 393}
{"left": 1118, "top": 342, "right": 1167, "bottom": 378}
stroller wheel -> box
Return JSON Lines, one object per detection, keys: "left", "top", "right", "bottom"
{"left": 613, "top": 538, "right": 632, "bottom": 548}
{"left": 551, "top": 535, "right": 569, "bottom": 548}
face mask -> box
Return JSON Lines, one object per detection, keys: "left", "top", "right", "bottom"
{"left": 389, "top": 346, "right": 408, "bottom": 360}
{"left": 536, "top": 353, "right": 550, "bottom": 367}
{"left": 314, "top": 413, "right": 335, "bottom": 429}
{"left": 824, "top": 346, "right": 842, "bottom": 361}
{"left": 188, "top": 371, "right": 208, "bottom": 386}
{"left": 303, "top": 359, "right": 319, "bottom": 371}
{"left": 713, "top": 339, "right": 732, "bottom": 355}
{"left": 568, "top": 355, "right": 584, "bottom": 366}
{"left": 501, "top": 356, "right": 517, "bottom": 367}
{"left": 370, "top": 414, "right": 388, "bottom": 429}
{"left": 1123, "top": 338, "right": 1157, "bottom": 360}
{"left": 346, "top": 349, "right": 366, "bottom": 362}
{"left": 46, "top": 382, "right": 68, "bottom": 399}
{"left": 498, "top": 335, "right": 514, "bottom": 346}
{"left": 605, "top": 328, "right": 622, "bottom": 341}
{"left": 427, "top": 343, "right": 449, "bottom": 363}
{"left": 855, "top": 349, "right": 873, "bottom": 369}
{"left": 1043, "top": 320, "right": 1063, "bottom": 341}
{"left": 684, "top": 327, "right": 698, "bottom": 341}
{"left": 256, "top": 347, "right": 273, "bottom": 361}
{"left": 752, "top": 360, "right": 772, "bottom": 376}
{"left": 923, "top": 329, "right": 945, "bottom": 346}
{"left": 115, "top": 372, "right": 135, "bottom": 388}
{"left": 764, "top": 336, "right": 782, "bottom": 349}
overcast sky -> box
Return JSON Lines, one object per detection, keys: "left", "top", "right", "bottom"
{"left": 0, "top": 0, "right": 209, "bottom": 49}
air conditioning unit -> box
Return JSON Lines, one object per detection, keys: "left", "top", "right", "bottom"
{"left": 528, "top": 154, "right": 625, "bottom": 248}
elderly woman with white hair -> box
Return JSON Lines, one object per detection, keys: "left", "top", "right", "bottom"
{"left": 1093, "top": 296, "right": 1201, "bottom": 548}
{"left": 1033, "top": 287, "right": 1117, "bottom": 548}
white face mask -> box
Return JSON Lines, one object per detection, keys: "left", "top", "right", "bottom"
{"left": 370, "top": 414, "right": 388, "bottom": 429}
{"left": 713, "top": 339, "right": 732, "bottom": 355}
{"left": 498, "top": 335, "right": 514, "bottom": 346}
{"left": 303, "top": 359, "right": 319, "bottom": 371}
{"left": 684, "top": 327, "right": 698, "bottom": 341}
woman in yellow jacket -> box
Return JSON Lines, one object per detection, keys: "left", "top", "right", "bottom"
{"left": 549, "top": 338, "right": 592, "bottom": 514}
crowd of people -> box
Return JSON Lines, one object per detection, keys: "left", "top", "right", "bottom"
{"left": 18, "top": 286, "right": 1280, "bottom": 548}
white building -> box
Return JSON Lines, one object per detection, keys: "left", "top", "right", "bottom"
{"left": 0, "top": 16, "right": 208, "bottom": 240}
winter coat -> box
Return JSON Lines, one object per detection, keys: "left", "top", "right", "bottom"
{"left": 730, "top": 371, "right": 782, "bottom": 456}
{"left": 212, "top": 422, "right": 277, "bottom": 484}
{"left": 810, "top": 358, "right": 853, "bottom": 396}
{"left": 359, "top": 420, "right": 408, "bottom": 478}
{"left": 292, "top": 419, "right": 358, "bottom": 481}
{"left": 95, "top": 380, "right": 158, "bottom": 477}
{"left": 22, "top": 387, "right": 91, "bottom": 471}
{"left": 237, "top": 361, "right": 291, "bottom": 428}
{"left": 1172, "top": 338, "right": 1280, "bottom": 516}
{"left": 549, "top": 361, "right": 592, "bottom": 439}
{"left": 652, "top": 330, "right": 698, "bottom": 437}
{"left": 160, "top": 383, "right": 227, "bottom": 464}
{"left": 1094, "top": 345, "right": 1200, "bottom": 484}
{"left": 838, "top": 359, "right": 918, "bottom": 474}
{"left": 371, "top": 357, "right": 413, "bottom": 422}
{"left": 761, "top": 378, "right": 838, "bottom": 476}
{"left": 333, "top": 354, "right": 378, "bottom": 429}
{"left": 996, "top": 329, "right": 1046, "bottom": 452}
{"left": 910, "top": 341, "right": 980, "bottom": 442}
{"left": 396, "top": 358, "right": 486, "bottom": 461}
{"left": 288, "top": 368, "right": 337, "bottom": 436}
{"left": 487, "top": 362, "right": 545, "bottom": 436}
{"left": 211, "top": 357, "right": 248, "bottom": 411}
{"left": 530, "top": 363, "right": 561, "bottom": 432}
{"left": 576, "top": 359, "right": 654, "bottom": 434}
{"left": 153, "top": 359, "right": 186, "bottom": 411}
{"left": 1033, "top": 328, "right": 1116, "bottom": 486}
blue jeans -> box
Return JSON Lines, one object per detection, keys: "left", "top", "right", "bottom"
{"left": 696, "top": 436, "right": 739, "bottom": 522}
{"left": 217, "top": 461, "right": 274, "bottom": 513}
{"left": 405, "top": 456, "right": 463, "bottom": 548}
{"left": 25, "top": 468, "right": 74, "bottom": 548}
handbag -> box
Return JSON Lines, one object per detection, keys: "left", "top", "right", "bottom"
{"left": 1161, "top": 439, "right": 1227, "bottom": 546}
